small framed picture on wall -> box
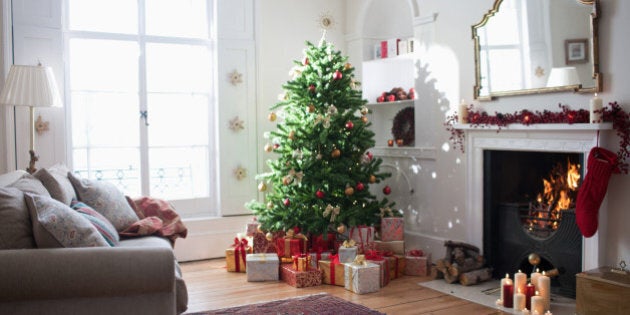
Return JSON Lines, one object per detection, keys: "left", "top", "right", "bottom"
{"left": 565, "top": 38, "right": 589, "bottom": 64}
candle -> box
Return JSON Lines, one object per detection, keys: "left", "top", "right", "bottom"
{"left": 522, "top": 308, "right": 530, "bottom": 315}
{"left": 531, "top": 292, "right": 544, "bottom": 315}
{"left": 502, "top": 280, "right": 514, "bottom": 308}
{"left": 590, "top": 93, "right": 603, "bottom": 123}
{"left": 458, "top": 99, "right": 469, "bottom": 124}
{"left": 525, "top": 282, "right": 535, "bottom": 310}
{"left": 538, "top": 271, "right": 551, "bottom": 311}
{"left": 544, "top": 311, "right": 553, "bottom": 315}
{"left": 530, "top": 268, "right": 541, "bottom": 291}
{"left": 514, "top": 269, "right": 527, "bottom": 295}
{"left": 514, "top": 289, "right": 526, "bottom": 310}
{"left": 500, "top": 273, "right": 512, "bottom": 306}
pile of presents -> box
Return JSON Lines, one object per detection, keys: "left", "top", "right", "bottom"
{"left": 225, "top": 216, "right": 432, "bottom": 294}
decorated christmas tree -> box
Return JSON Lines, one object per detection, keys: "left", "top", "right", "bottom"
{"left": 246, "top": 38, "right": 394, "bottom": 236}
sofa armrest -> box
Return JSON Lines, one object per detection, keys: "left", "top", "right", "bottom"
{"left": 0, "top": 246, "right": 175, "bottom": 302}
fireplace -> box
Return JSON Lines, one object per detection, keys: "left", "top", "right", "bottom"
{"left": 483, "top": 150, "right": 583, "bottom": 298}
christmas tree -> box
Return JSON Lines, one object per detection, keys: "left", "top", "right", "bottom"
{"left": 247, "top": 38, "right": 394, "bottom": 236}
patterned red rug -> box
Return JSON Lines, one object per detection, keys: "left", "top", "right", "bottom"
{"left": 186, "top": 293, "right": 385, "bottom": 315}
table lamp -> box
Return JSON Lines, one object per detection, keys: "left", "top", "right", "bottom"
{"left": 0, "top": 63, "right": 62, "bottom": 173}
{"left": 546, "top": 67, "right": 580, "bottom": 87}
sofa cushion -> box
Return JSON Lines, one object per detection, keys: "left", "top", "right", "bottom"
{"left": 34, "top": 164, "right": 76, "bottom": 205}
{"left": 25, "top": 193, "right": 109, "bottom": 248}
{"left": 68, "top": 173, "right": 139, "bottom": 232}
{"left": 0, "top": 187, "right": 36, "bottom": 249}
{"left": 71, "top": 200, "right": 120, "bottom": 246}
{"left": 9, "top": 173, "right": 51, "bottom": 197}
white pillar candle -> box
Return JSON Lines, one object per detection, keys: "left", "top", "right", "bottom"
{"left": 531, "top": 292, "right": 545, "bottom": 315}
{"left": 514, "top": 289, "right": 526, "bottom": 310}
{"left": 530, "top": 268, "right": 541, "bottom": 291}
{"left": 458, "top": 99, "right": 468, "bottom": 124}
{"left": 544, "top": 311, "right": 553, "bottom": 315}
{"left": 522, "top": 308, "right": 530, "bottom": 315}
{"left": 538, "top": 271, "right": 551, "bottom": 311}
{"left": 590, "top": 93, "right": 603, "bottom": 123}
{"left": 514, "top": 269, "right": 527, "bottom": 295}
{"left": 500, "top": 273, "right": 512, "bottom": 306}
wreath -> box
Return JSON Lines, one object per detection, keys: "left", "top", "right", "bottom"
{"left": 391, "top": 106, "right": 415, "bottom": 146}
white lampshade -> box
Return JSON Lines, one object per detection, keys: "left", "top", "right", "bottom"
{"left": 0, "top": 64, "right": 62, "bottom": 108}
{"left": 546, "top": 67, "right": 580, "bottom": 87}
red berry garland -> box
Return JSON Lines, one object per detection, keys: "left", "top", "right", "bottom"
{"left": 391, "top": 106, "right": 415, "bottom": 146}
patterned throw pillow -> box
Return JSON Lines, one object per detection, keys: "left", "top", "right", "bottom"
{"left": 68, "top": 173, "right": 139, "bottom": 232}
{"left": 71, "top": 200, "right": 120, "bottom": 246}
{"left": 24, "top": 193, "right": 109, "bottom": 248}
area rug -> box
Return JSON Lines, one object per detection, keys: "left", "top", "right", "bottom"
{"left": 186, "top": 293, "right": 385, "bottom": 315}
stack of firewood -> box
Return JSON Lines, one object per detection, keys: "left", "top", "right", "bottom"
{"left": 435, "top": 240, "right": 493, "bottom": 286}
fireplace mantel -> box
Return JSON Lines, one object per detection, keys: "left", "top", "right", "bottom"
{"left": 462, "top": 122, "right": 612, "bottom": 271}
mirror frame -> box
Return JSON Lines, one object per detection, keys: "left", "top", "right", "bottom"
{"left": 472, "top": 0, "right": 601, "bottom": 101}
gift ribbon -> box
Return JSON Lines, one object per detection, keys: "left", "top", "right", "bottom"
{"left": 231, "top": 237, "right": 249, "bottom": 272}
{"left": 383, "top": 252, "right": 400, "bottom": 278}
{"left": 342, "top": 239, "right": 356, "bottom": 248}
{"left": 352, "top": 254, "right": 367, "bottom": 266}
{"left": 407, "top": 249, "right": 424, "bottom": 257}
{"left": 328, "top": 254, "right": 340, "bottom": 286}
{"left": 350, "top": 226, "right": 372, "bottom": 253}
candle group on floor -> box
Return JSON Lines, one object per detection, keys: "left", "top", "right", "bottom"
{"left": 496, "top": 269, "right": 551, "bottom": 314}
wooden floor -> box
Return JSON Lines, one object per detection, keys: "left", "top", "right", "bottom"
{"left": 180, "top": 259, "right": 506, "bottom": 314}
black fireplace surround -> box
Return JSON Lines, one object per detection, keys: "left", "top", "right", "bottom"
{"left": 483, "top": 150, "right": 583, "bottom": 298}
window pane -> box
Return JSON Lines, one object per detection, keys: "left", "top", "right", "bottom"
{"left": 148, "top": 94, "right": 209, "bottom": 147}
{"left": 69, "top": 39, "right": 139, "bottom": 92}
{"left": 488, "top": 49, "right": 523, "bottom": 92}
{"left": 146, "top": 0, "right": 209, "bottom": 38}
{"left": 149, "top": 147, "right": 209, "bottom": 199}
{"left": 73, "top": 148, "right": 142, "bottom": 197}
{"left": 146, "top": 43, "right": 212, "bottom": 93}
{"left": 68, "top": 0, "right": 137, "bottom": 34}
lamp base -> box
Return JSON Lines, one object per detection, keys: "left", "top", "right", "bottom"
{"left": 27, "top": 150, "right": 39, "bottom": 174}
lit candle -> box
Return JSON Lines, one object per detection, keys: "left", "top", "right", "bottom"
{"left": 538, "top": 271, "right": 551, "bottom": 311}
{"left": 590, "top": 93, "right": 603, "bottom": 123}
{"left": 514, "top": 289, "right": 526, "bottom": 311}
{"left": 544, "top": 311, "right": 553, "bottom": 315}
{"left": 458, "top": 99, "right": 469, "bottom": 124}
{"left": 531, "top": 292, "right": 544, "bottom": 315}
{"left": 503, "top": 278, "right": 514, "bottom": 308}
{"left": 525, "top": 282, "right": 535, "bottom": 310}
{"left": 500, "top": 273, "right": 512, "bottom": 306}
{"left": 530, "top": 268, "right": 541, "bottom": 291}
{"left": 514, "top": 269, "right": 527, "bottom": 296}
{"left": 522, "top": 308, "right": 530, "bottom": 315}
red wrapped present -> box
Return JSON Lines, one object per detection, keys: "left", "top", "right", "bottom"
{"left": 319, "top": 255, "right": 344, "bottom": 286}
{"left": 381, "top": 217, "right": 404, "bottom": 241}
{"left": 245, "top": 217, "right": 259, "bottom": 237}
{"left": 275, "top": 230, "right": 307, "bottom": 258}
{"left": 404, "top": 249, "right": 431, "bottom": 276}
{"left": 280, "top": 264, "right": 322, "bottom": 288}
{"left": 310, "top": 233, "right": 336, "bottom": 252}
{"left": 252, "top": 231, "right": 278, "bottom": 254}
{"left": 373, "top": 240, "right": 405, "bottom": 255}
{"left": 348, "top": 225, "right": 374, "bottom": 254}
{"left": 365, "top": 250, "right": 390, "bottom": 287}
{"left": 225, "top": 237, "right": 252, "bottom": 272}
{"left": 383, "top": 252, "right": 406, "bottom": 280}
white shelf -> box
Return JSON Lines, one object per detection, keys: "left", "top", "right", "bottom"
{"left": 370, "top": 146, "right": 437, "bottom": 160}
{"left": 366, "top": 99, "right": 415, "bottom": 108}
{"left": 454, "top": 122, "right": 613, "bottom": 131}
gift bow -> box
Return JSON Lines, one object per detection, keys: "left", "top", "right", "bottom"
{"left": 342, "top": 239, "right": 356, "bottom": 248}
{"left": 323, "top": 204, "right": 341, "bottom": 222}
{"left": 379, "top": 207, "right": 394, "bottom": 218}
{"left": 231, "top": 237, "right": 249, "bottom": 271}
{"left": 353, "top": 254, "right": 367, "bottom": 266}
{"left": 330, "top": 254, "right": 340, "bottom": 265}
{"left": 407, "top": 249, "right": 424, "bottom": 257}
{"left": 365, "top": 249, "right": 383, "bottom": 261}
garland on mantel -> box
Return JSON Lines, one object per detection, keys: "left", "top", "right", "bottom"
{"left": 444, "top": 102, "right": 630, "bottom": 174}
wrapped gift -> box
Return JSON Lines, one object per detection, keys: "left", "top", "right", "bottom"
{"left": 310, "top": 233, "right": 336, "bottom": 252}
{"left": 380, "top": 217, "right": 404, "bottom": 241}
{"left": 246, "top": 253, "right": 280, "bottom": 282}
{"left": 275, "top": 230, "right": 307, "bottom": 259}
{"left": 373, "top": 240, "right": 405, "bottom": 255}
{"left": 292, "top": 254, "right": 312, "bottom": 272}
{"left": 405, "top": 250, "right": 431, "bottom": 276}
{"left": 245, "top": 217, "right": 259, "bottom": 237}
{"left": 365, "top": 250, "right": 390, "bottom": 287}
{"left": 319, "top": 255, "right": 345, "bottom": 286}
{"left": 384, "top": 253, "right": 406, "bottom": 280}
{"left": 252, "top": 231, "right": 278, "bottom": 254}
{"left": 225, "top": 237, "right": 252, "bottom": 272}
{"left": 348, "top": 226, "right": 374, "bottom": 253}
{"left": 344, "top": 255, "right": 380, "bottom": 294}
{"left": 308, "top": 250, "right": 331, "bottom": 269}
{"left": 280, "top": 264, "right": 322, "bottom": 288}
{"left": 338, "top": 239, "right": 358, "bottom": 263}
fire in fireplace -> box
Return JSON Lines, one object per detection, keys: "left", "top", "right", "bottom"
{"left": 483, "top": 150, "right": 583, "bottom": 298}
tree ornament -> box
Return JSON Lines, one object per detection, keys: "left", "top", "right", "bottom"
{"left": 282, "top": 175, "right": 292, "bottom": 186}
{"left": 356, "top": 182, "right": 365, "bottom": 191}
{"left": 273, "top": 143, "right": 280, "bottom": 149}
{"left": 345, "top": 186, "right": 355, "bottom": 196}
{"left": 264, "top": 143, "right": 273, "bottom": 152}
{"left": 268, "top": 112, "right": 277, "bottom": 122}
{"left": 288, "top": 130, "right": 296, "bottom": 140}
{"left": 361, "top": 116, "right": 368, "bottom": 124}
{"left": 344, "top": 63, "right": 352, "bottom": 70}
{"left": 369, "top": 175, "right": 377, "bottom": 183}
{"left": 345, "top": 121, "right": 354, "bottom": 130}
{"left": 258, "top": 182, "right": 267, "bottom": 192}
{"left": 266, "top": 232, "right": 274, "bottom": 241}
{"left": 331, "top": 149, "right": 341, "bottom": 158}
{"left": 387, "top": 94, "right": 396, "bottom": 102}
{"left": 337, "top": 224, "right": 346, "bottom": 234}
{"left": 257, "top": 224, "right": 263, "bottom": 233}
{"left": 316, "top": 190, "right": 325, "bottom": 199}
{"left": 308, "top": 104, "right": 315, "bottom": 113}
{"left": 323, "top": 204, "right": 340, "bottom": 222}
{"left": 303, "top": 57, "right": 309, "bottom": 66}
{"left": 283, "top": 198, "right": 291, "bottom": 206}
{"left": 308, "top": 84, "right": 316, "bottom": 93}
{"left": 383, "top": 185, "right": 392, "bottom": 195}
{"left": 360, "top": 106, "right": 369, "bottom": 115}
{"left": 267, "top": 201, "right": 274, "bottom": 209}
{"left": 377, "top": 95, "right": 385, "bottom": 103}
{"left": 333, "top": 69, "right": 343, "bottom": 80}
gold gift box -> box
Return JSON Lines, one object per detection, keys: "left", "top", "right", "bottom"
{"left": 319, "top": 260, "right": 345, "bottom": 286}
{"left": 225, "top": 246, "right": 253, "bottom": 272}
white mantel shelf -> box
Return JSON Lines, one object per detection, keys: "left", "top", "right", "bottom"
{"left": 370, "top": 146, "right": 437, "bottom": 160}
{"left": 454, "top": 122, "right": 613, "bottom": 131}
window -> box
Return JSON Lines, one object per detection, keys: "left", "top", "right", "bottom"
{"left": 65, "top": 0, "right": 216, "bottom": 217}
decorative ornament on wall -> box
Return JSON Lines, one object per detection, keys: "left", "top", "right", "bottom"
{"left": 234, "top": 165, "right": 247, "bottom": 180}
{"left": 228, "top": 70, "right": 243, "bottom": 86}
{"left": 35, "top": 115, "right": 49, "bottom": 135}
{"left": 228, "top": 116, "right": 245, "bottom": 132}
{"left": 535, "top": 66, "right": 545, "bottom": 78}
{"left": 317, "top": 11, "right": 336, "bottom": 30}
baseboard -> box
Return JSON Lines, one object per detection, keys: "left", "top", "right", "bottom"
{"left": 174, "top": 215, "right": 251, "bottom": 262}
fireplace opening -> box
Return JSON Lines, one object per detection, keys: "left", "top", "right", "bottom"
{"left": 483, "top": 150, "right": 583, "bottom": 298}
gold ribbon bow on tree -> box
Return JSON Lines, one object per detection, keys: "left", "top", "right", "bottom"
{"left": 379, "top": 207, "right": 394, "bottom": 218}
{"left": 323, "top": 204, "right": 340, "bottom": 222}
{"left": 352, "top": 254, "right": 367, "bottom": 266}
{"left": 342, "top": 239, "right": 356, "bottom": 248}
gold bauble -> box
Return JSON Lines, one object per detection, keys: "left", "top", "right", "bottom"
{"left": 369, "top": 175, "right": 377, "bottom": 183}
{"left": 265, "top": 232, "right": 274, "bottom": 241}
{"left": 268, "top": 112, "right": 277, "bottom": 122}
{"left": 308, "top": 104, "right": 315, "bottom": 113}
{"left": 345, "top": 186, "right": 355, "bottom": 196}
{"left": 344, "top": 63, "right": 352, "bottom": 70}
{"left": 257, "top": 225, "right": 264, "bottom": 233}
{"left": 282, "top": 176, "right": 291, "bottom": 185}
{"left": 264, "top": 143, "right": 273, "bottom": 152}
{"left": 258, "top": 182, "right": 267, "bottom": 192}
{"left": 267, "top": 201, "right": 274, "bottom": 209}
{"left": 337, "top": 224, "right": 346, "bottom": 234}
{"left": 331, "top": 149, "right": 341, "bottom": 158}
{"left": 528, "top": 253, "right": 541, "bottom": 266}
{"left": 288, "top": 130, "right": 296, "bottom": 140}
{"left": 361, "top": 115, "right": 368, "bottom": 123}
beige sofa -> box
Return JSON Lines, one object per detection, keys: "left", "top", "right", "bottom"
{"left": 0, "top": 170, "right": 188, "bottom": 315}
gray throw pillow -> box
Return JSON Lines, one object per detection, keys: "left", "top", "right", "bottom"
{"left": 68, "top": 172, "right": 139, "bottom": 232}
{"left": 9, "top": 173, "right": 51, "bottom": 197}
{"left": 0, "top": 187, "right": 36, "bottom": 249}
{"left": 34, "top": 164, "right": 76, "bottom": 205}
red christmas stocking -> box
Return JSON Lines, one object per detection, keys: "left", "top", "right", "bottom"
{"left": 576, "top": 147, "right": 619, "bottom": 237}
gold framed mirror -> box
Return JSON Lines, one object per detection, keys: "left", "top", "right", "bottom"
{"left": 472, "top": 0, "right": 601, "bottom": 100}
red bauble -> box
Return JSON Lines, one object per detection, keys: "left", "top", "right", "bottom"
{"left": 377, "top": 95, "right": 385, "bottom": 103}
{"left": 303, "top": 57, "right": 309, "bottom": 66}
{"left": 383, "top": 185, "right": 392, "bottom": 195}
{"left": 408, "top": 88, "right": 416, "bottom": 100}
{"left": 316, "top": 190, "right": 325, "bottom": 199}
{"left": 366, "top": 151, "right": 373, "bottom": 161}
{"left": 308, "top": 84, "right": 316, "bottom": 93}
{"left": 345, "top": 121, "right": 354, "bottom": 130}
{"left": 293, "top": 226, "right": 300, "bottom": 234}
{"left": 387, "top": 95, "right": 396, "bottom": 102}
{"left": 273, "top": 143, "right": 280, "bottom": 149}
{"left": 356, "top": 182, "right": 365, "bottom": 191}
{"left": 283, "top": 198, "right": 291, "bottom": 206}
{"left": 333, "top": 70, "right": 343, "bottom": 80}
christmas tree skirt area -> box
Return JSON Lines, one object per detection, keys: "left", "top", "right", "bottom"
{"left": 419, "top": 279, "right": 576, "bottom": 314}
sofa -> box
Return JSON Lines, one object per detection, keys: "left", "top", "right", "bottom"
{"left": 0, "top": 166, "right": 188, "bottom": 315}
